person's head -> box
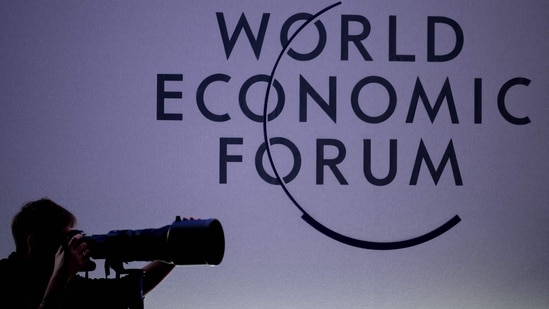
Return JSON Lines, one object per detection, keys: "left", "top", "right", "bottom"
{"left": 11, "top": 198, "right": 77, "bottom": 259}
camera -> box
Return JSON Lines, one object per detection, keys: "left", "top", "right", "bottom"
{"left": 72, "top": 217, "right": 224, "bottom": 267}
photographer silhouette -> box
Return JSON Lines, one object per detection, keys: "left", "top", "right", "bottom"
{"left": 0, "top": 198, "right": 176, "bottom": 309}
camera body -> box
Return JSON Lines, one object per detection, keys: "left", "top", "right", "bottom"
{"left": 72, "top": 217, "right": 224, "bottom": 267}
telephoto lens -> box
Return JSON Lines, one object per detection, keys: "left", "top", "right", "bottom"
{"left": 84, "top": 217, "right": 225, "bottom": 266}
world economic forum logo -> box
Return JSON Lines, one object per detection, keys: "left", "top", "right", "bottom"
{"left": 157, "top": 2, "right": 531, "bottom": 250}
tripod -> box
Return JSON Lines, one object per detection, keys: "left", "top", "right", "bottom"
{"left": 101, "top": 260, "right": 146, "bottom": 309}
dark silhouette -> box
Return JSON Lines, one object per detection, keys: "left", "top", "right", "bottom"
{"left": 0, "top": 198, "right": 175, "bottom": 309}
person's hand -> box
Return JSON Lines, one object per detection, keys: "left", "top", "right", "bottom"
{"left": 40, "top": 233, "right": 91, "bottom": 308}
{"left": 52, "top": 233, "right": 90, "bottom": 281}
